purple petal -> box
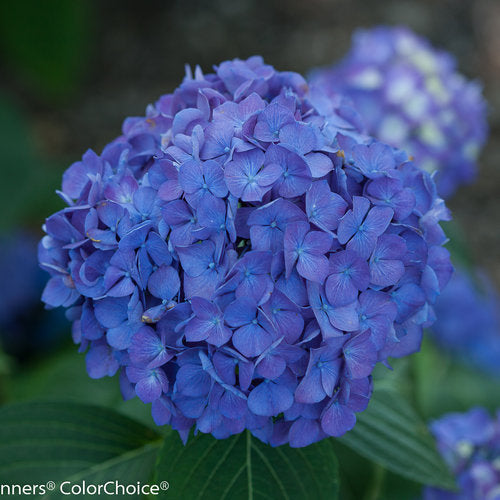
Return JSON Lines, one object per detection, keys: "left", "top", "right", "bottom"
{"left": 283, "top": 221, "right": 309, "bottom": 278}
{"left": 107, "top": 276, "right": 136, "bottom": 297}
{"left": 94, "top": 297, "right": 128, "bottom": 328}
{"left": 219, "top": 390, "right": 247, "bottom": 419}
{"left": 327, "top": 302, "right": 360, "bottom": 332}
{"left": 202, "top": 160, "right": 228, "bottom": 197}
{"left": 148, "top": 265, "right": 180, "bottom": 301}
{"left": 129, "top": 326, "right": 170, "bottom": 367}
{"left": 364, "top": 206, "right": 394, "bottom": 236}
{"left": 305, "top": 152, "right": 333, "bottom": 178}
{"left": 248, "top": 380, "right": 294, "bottom": 416}
{"left": 107, "top": 321, "right": 138, "bottom": 350}
{"left": 297, "top": 253, "right": 330, "bottom": 283}
{"left": 176, "top": 364, "right": 211, "bottom": 397}
{"left": 295, "top": 368, "right": 324, "bottom": 404}
{"left": 146, "top": 232, "right": 172, "bottom": 266}
{"left": 343, "top": 331, "right": 377, "bottom": 378}
{"left": 119, "top": 221, "right": 152, "bottom": 250}
{"left": 183, "top": 270, "right": 221, "bottom": 300}
{"left": 253, "top": 103, "right": 295, "bottom": 142}
{"left": 177, "top": 241, "right": 214, "bottom": 277}
{"left": 370, "top": 258, "right": 405, "bottom": 287}
{"left": 303, "top": 230, "right": 333, "bottom": 255}
{"left": 184, "top": 318, "right": 213, "bottom": 342}
{"left": 278, "top": 122, "right": 317, "bottom": 154}
{"left": 321, "top": 402, "right": 356, "bottom": 437}
{"left": 42, "top": 276, "right": 78, "bottom": 308}
{"left": 306, "top": 180, "right": 347, "bottom": 230}
{"left": 224, "top": 297, "right": 257, "bottom": 327}
{"left": 233, "top": 323, "right": 273, "bottom": 358}
{"left": 391, "top": 283, "right": 426, "bottom": 322}
{"left": 86, "top": 341, "right": 119, "bottom": 379}
{"left": 289, "top": 418, "right": 323, "bottom": 448}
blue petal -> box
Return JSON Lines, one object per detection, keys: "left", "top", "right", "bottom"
{"left": 248, "top": 379, "right": 294, "bottom": 416}
{"left": 321, "top": 401, "right": 356, "bottom": 437}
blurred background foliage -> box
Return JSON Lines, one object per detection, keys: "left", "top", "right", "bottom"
{"left": 0, "top": 0, "right": 498, "bottom": 497}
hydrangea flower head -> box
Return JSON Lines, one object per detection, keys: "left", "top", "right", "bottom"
{"left": 431, "top": 267, "right": 500, "bottom": 377}
{"left": 39, "top": 56, "right": 452, "bottom": 447}
{"left": 424, "top": 408, "right": 500, "bottom": 499}
{"left": 311, "top": 26, "right": 488, "bottom": 198}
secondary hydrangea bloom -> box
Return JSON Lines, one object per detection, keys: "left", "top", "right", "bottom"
{"left": 424, "top": 408, "right": 500, "bottom": 499}
{"left": 431, "top": 266, "right": 500, "bottom": 377}
{"left": 0, "top": 232, "right": 41, "bottom": 326}
{"left": 39, "top": 56, "right": 452, "bottom": 447}
{"left": 311, "top": 26, "right": 488, "bottom": 198}
{"left": 0, "top": 232, "right": 66, "bottom": 357}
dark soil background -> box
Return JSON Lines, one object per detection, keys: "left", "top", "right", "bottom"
{"left": 1, "top": 0, "right": 499, "bottom": 283}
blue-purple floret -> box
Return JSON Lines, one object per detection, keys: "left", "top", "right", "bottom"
{"left": 424, "top": 408, "right": 500, "bottom": 499}
{"left": 431, "top": 267, "right": 500, "bottom": 377}
{"left": 38, "top": 56, "right": 452, "bottom": 447}
{"left": 311, "top": 26, "right": 488, "bottom": 198}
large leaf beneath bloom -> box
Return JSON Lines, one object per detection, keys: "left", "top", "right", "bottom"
{"left": 331, "top": 440, "right": 422, "bottom": 500}
{"left": 155, "top": 430, "right": 339, "bottom": 499}
{"left": 4, "top": 347, "right": 154, "bottom": 426}
{"left": 0, "top": 401, "right": 162, "bottom": 497}
{"left": 339, "top": 385, "right": 455, "bottom": 490}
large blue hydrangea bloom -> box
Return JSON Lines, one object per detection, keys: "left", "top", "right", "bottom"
{"left": 431, "top": 266, "right": 500, "bottom": 377}
{"left": 424, "top": 408, "right": 500, "bottom": 499}
{"left": 39, "top": 56, "right": 452, "bottom": 447}
{"left": 311, "top": 26, "right": 488, "bottom": 198}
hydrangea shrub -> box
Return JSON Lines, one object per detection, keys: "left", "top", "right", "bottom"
{"left": 424, "top": 408, "right": 500, "bottom": 499}
{"left": 311, "top": 26, "right": 488, "bottom": 198}
{"left": 39, "top": 56, "right": 452, "bottom": 447}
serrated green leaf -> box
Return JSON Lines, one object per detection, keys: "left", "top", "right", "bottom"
{"left": 155, "top": 430, "right": 339, "bottom": 500}
{"left": 339, "top": 387, "right": 455, "bottom": 490}
{"left": 0, "top": 401, "right": 162, "bottom": 498}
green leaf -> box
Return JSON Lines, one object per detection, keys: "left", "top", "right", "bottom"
{"left": 42, "top": 444, "right": 159, "bottom": 500}
{"left": 155, "top": 430, "right": 339, "bottom": 499}
{"left": 329, "top": 440, "right": 377, "bottom": 500}
{"left": 5, "top": 346, "right": 154, "bottom": 427}
{"left": 0, "top": 401, "right": 162, "bottom": 495}
{"left": 331, "top": 440, "right": 423, "bottom": 500}
{"left": 339, "top": 386, "right": 455, "bottom": 490}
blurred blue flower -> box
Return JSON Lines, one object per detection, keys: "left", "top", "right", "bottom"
{"left": 431, "top": 267, "right": 500, "bottom": 377}
{"left": 424, "top": 408, "right": 500, "bottom": 499}
{"left": 0, "top": 232, "right": 66, "bottom": 357}
{"left": 311, "top": 26, "right": 488, "bottom": 198}
{"left": 39, "top": 55, "right": 451, "bottom": 447}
